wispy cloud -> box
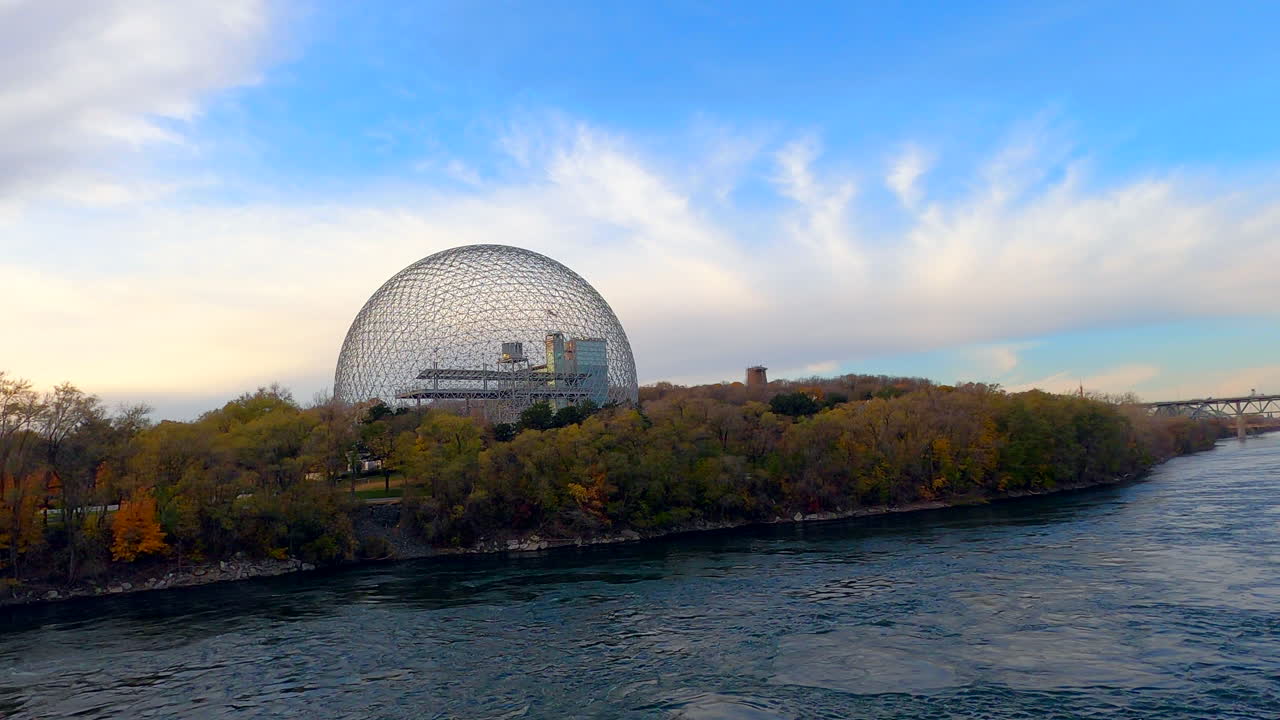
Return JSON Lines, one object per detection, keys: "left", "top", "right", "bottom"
{"left": 967, "top": 343, "right": 1036, "bottom": 377}
{"left": 3, "top": 3, "right": 1279, "bottom": 417}
{"left": 773, "top": 360, "right": 841, "bottom": 380}
{"left": 773, "top": 137, "right": 863, "bottom": 276}
{"left": 1008, "top": 364, "right": 1163, "bottom": 395}
{"left": 885, "top": 144, "right": 931, "bottom": 209}
{"left": 0, "top": 0, "right": 275, "bottom": 203}
{"left": 6, "top": 118, "right": 1277, "bottom": 416}
{"left": 1136, "top": 364, "right": 1280, "bottom": 402}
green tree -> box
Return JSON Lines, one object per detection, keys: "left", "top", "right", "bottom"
{"left": 769, "top": 392, "right": 821, "bottom": 417}
{"left": 360, "top": 420, "right": 396, "bottom": 492}
{"left": 519, "top": 402, "right": 555, "bottom": 431}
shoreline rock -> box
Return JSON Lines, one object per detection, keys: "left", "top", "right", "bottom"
{"left": 0, "top": 471, "right": 1140, "bottom": 609}
{"left": 1, "top": 557, "right": 312, "bottom": 608}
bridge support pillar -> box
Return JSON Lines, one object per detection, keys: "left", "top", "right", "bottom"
{"left": 1237, "top": 413, "right": 1247, "bottom": 440}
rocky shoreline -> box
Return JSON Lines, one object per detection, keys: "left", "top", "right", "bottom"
{"left": 2, "top": 557, "right": 318, "bottom": 607}
{"left": 1, "top": 473, "right": 1135, "bottom": 609}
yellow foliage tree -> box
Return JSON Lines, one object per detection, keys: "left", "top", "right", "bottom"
{"left": 566, "top": 471, "right": 611, "bottom": 525}
{"left": 111, "top": 488, "right": 168, "bottom": 562}
{"left": 1, "top": 473, "right": 45, "bottom": 578}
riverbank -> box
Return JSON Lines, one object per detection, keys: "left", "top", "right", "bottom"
{"left": 10, "top": 432, "right": 1278, "bottom": 720}
{"left": 0, "top": 469, "right": 1145, "bottom": 609}
{"left": 12, "top": 434, "right": 1276, "bottom": 720}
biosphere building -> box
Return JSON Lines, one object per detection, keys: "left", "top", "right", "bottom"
{"left": 334, "top": 244, "right": 638, "bottom": 421}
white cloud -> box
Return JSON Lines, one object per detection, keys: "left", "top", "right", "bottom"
{"left": 2, "top": 8, "right": 1279, "bottom": 418}
{"left": 1203, "top": 366, "right": 1280, "bottom": 398}
{"left": 1138, "top": 365, "right": 1280, "bottom": 402}
{"left": 5, "top": 117, "right": 1280, "bottom": 417}
{"left": 688, "top": 122, "right": 767, "bottom": 202}
{"left": 0, "top": 0, "right": 274, "bottom": 202}
{"left": 1008, "top": 363, "right": 1280, "bottom": 403}
{"left": 968, "top": 343, "right": 1034, "bottom": 376}
{"left": 773, "top": 137, "right": 863, "bottom": 276}
{"left": 1007, "top": 364, "right": 1163, "bottom": 395}
{"left": 772, "top": 360, "right": 841, "bottom": 380}
{"left": 886, "top": 144, "right": 931, "bottom": 208}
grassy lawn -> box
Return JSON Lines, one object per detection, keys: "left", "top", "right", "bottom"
{"left": 350, "top": 474, "right": 428, "bottom": 501}
{"left": 352, "top": 473, "right": 408, "bottom": 493}
{"left": 353, "top": 486, "right": 405, "bottom": 500}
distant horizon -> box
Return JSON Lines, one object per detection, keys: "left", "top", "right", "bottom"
{"left": 5, "top": 364, "right": 1255, "bottom": 424}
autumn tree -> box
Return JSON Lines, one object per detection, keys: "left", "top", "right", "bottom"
{"left": 303, "top": 393, "right": 357, "bottom": 486}
{"left": 241, "top": 412, "right": 315, "bottom": 488}
{"left": 0, "top": 371, "right": 1230, "bottom": 581}
{"left": 360, "top": 420, "right": 397, "bottom": 493}
{"left": 40, "top": 382, "right": 102, "bottom": 580}
{"left": 111, "top": 487, "right": 169, "bottom": 562}
{"left": 0, "top": 373, "right": 44, "bottom": 484}
{"left": 0, "top": 473, "right": 45, "bottom": 582}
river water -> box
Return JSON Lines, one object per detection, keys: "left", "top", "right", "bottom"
{"left": 3, "top": 434, "right": 1279, "bottom": 719}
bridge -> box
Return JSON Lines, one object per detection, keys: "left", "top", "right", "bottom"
{"left": 1143, "top": 393, "right": 1280, "bottom": 438}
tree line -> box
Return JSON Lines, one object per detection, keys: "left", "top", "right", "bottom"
{"left": 1, "top": 370, "right": 1225, "bottom": 592}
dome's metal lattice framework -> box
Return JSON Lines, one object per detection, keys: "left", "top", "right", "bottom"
{"left": 334, "top": 244, "right": 639, "bottom": 421}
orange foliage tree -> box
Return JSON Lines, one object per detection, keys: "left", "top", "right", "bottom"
{"left": 1, "top": 473, "right": 45, "bottom": 580}
{"left": 111, "top": 488, "right": 168, "bottom": 562}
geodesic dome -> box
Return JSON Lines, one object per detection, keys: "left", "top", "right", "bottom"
{"left": 334, "top": 244, "right": 639, "bottom": 413}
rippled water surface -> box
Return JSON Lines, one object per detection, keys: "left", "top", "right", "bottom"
{"left": 4, "top": 434, "right": 1280, "bottom": 719}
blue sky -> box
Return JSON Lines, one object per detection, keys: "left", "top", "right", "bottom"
{"left": 212, "top": 1, "right": 1280, "bottom": 179}
{"left": 2, "top": 0, "right": 1278, "bottom": 418}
